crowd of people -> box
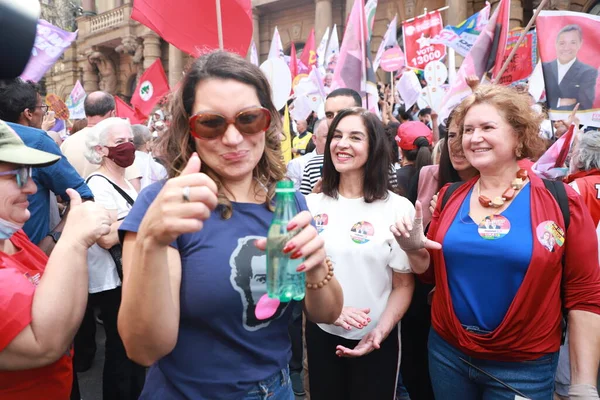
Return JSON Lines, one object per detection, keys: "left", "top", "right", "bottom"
{"left": 0, "top": 48, "right": 599, "bottom": 400}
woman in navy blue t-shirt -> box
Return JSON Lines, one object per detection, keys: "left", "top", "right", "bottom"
{"left": 117, "top": 51, "right": 343, "bottom": 400}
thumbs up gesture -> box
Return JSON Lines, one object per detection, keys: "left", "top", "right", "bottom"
{"left": 139, "top": 153, "right": 219, "bottom": 246}
{"left": 390, "top": 201, "right": 442, "bottom": 252}
{"left": 62, "top": 189, "right": 112, "bottom": 249}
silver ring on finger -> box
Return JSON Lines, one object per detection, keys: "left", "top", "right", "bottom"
{"left": 182, "top": 186, "right": 191, "bottom": 202}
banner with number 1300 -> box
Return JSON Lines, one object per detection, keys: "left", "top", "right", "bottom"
{"left": 403, "top": 11, "right": 446, "bottom": 70}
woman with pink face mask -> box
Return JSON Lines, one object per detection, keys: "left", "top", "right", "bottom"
{"left": 83, "top": 117, "right": 146, "bottom": 400}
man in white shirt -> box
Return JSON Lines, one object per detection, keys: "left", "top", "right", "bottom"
{"left": 286, "top": 118, "right": 327, "bottom": 189}
{"left": 61, "top": 92, "right": 142, "bottom": 190}
{"left": 132, "top": 124, "right": 167, "bottom": 189}
{"left": 541, "top": 24, "right": 598, "bottom": 111}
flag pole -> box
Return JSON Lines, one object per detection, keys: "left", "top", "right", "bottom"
{"left": 216, "top": 0, "right": 224, "bottom": 50}
{"left": 492, "top": 0, "right": 548, "bottom": 84}
{"left": 448, "top": 47, "right": 456, "bottom": 85}
{"left": 404, "top": 5, "right": 449, "bottom": 23}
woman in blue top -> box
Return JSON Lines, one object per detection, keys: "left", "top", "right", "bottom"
{"left": 117, "top": 51, "right": 343, "bottom": 400}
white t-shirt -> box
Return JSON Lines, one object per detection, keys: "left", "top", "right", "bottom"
{"left": 85, "top": 173, "right": 138, "bottom": 294}
{"left": 306, "top": 191, "right": 414, "bottom": 340}
{"left": 134, "top": 151, "right": 167, "bottom": 190}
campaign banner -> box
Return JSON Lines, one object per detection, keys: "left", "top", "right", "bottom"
{"left": 20, "top": 20, "right": 78, "bottom": 83}
{"left": 537, "top": 10, "right": 600, "bottom": 127}
{"left": 403, "top": 11, "right": 446, "bottom": 70}
{"left": 431, "top": 3, "right": 490, "bottom": 57}
{"left": 497, "top": 29, "right": 537, "bottom": 86}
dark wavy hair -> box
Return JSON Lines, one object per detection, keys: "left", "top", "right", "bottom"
{"left": 157, "top": 50, "right": 285, "bottom": 219}
{"left": 322, "top": 107, "right": 391, "bottom": 203}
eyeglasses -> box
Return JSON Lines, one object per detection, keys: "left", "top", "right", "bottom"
{"left": 0, "top": 166, "right": 33, "bottom": 188}
{"left": 188, "top": 107, "right": 271, "bottom": 140}
{"left": 35, "top": 105, "right": 49, "bottom": 113}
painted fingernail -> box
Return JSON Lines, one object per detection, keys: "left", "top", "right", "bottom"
{"left": 290, "top": 250, "right": 303, "bottom": 260}
{"left": 287, "top": 222, "right": 298, "bottom": 231}
{"left": 282, "top": 243, "right": 296, "bottom": 254}
{"left": 296, "top": 264, "right": 306, "bottom": 272}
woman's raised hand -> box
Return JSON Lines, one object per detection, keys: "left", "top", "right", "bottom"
{"left": 390, "top": 201, "right": 442, "bottom": 252}
{"left": 255, "top": 211, "right": 326, "bottom": 273}
{"left": 139, "top": 153, "right": 219, "bottom": 246}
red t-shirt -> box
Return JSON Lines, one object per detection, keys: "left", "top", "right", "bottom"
{"left": 567, "top": 169, "right": 600, "bottom": 227}
{"left": 0, "top": 230, "right": 73, "bottom": 399}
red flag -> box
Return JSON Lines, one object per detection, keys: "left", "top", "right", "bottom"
{"left": 290, "top": 42, "right": 298, "bottom": 80}
{"left": 555, "top": 124, "right": 576, "bottom": 168}
{"left": 131, "top": 59, "right": 170, "bottom": 117}
{"left": 299, "top": 29, "right": 317, "bottom": 74}
{"left": 488, "top": 0, "right": 511, "bottom": 80}
{"left": 115, "top": 97, "right": 146, "bottom": 125}
{"left": 132, "top": 0, "right": 253, "bottom": 57}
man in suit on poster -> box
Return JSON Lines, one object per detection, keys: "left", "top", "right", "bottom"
{"left": 542, "top": 24, "right": 598, "bottom": 111}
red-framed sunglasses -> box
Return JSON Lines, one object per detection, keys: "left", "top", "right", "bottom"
{"left": 188, "top": 107, "right": 272, "bottom": 140}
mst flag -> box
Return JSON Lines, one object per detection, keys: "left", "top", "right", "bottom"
{"left": 131, "top": 59, "right": 170, "bottom": 117}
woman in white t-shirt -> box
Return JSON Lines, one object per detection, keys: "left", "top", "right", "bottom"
{"left": 83, "top": 117, "right": 145, "bottom": 400}
{"left": 306, "top": 108, "right": 423, "bottom": 399}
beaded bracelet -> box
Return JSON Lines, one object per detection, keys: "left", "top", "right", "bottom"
{"left": 306, "top": 258, "right": 334, "bottom": 290}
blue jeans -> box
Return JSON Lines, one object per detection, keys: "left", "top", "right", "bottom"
{"left": 241, "top": 367, "right": 295, "bottom": 400}
{"left": 428, "top": 328, "right": 558, "bottom": 399}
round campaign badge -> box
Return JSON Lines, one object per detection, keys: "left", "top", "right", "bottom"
{"left": 536, "top": 220, "right": 565, "bottom": 252}
{"left": 314, "top": 214, "right": 328, "bottom": 233}
{"left": 350, "top": 221, "right": 374, "bottom": 244}
{"left": 478, "top": 215, "right": 511, "bottom": 240}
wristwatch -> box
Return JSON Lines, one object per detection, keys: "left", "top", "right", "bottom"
{"left": 48, "top": 231, "right": 61, "bottom": 243}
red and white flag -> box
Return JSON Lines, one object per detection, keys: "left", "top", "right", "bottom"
{"left": 299, "top": 28, "right": 317, "bottom": 74}
{"left": 438, "top": 0, "right": 511, "bottom": 121}
{"left": 403, "top": 11, "right": 446, "bottom": 70}
{"left": 131, "top": 59, "right": 170, "bottom": 117}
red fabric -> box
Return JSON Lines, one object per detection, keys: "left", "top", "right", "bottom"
{"left": 131, "top": 0, "right": 253, "bottom": 57}
{"left": 423, "top": 172, "right": 600, "bottom": 361}
{"left": 300, "top": 28, "right": 317, "bottom": 72}
{"left": 555, "top": 124, "right": 576, "bottom": 168}
{"left": 0, "top": 230, "right": 73, "bottom": 399}
{"left": 130, "top": 59, "right": 170, "bottom": 117}
{"left": 115, "top": 97, "right": 147, "bottom": 124}
{"left": 567, "top": 169, "right": 600, "bottom": 227}
{"left": 290, "top": 42, "right": 298, "bottom": 80}
{"left": 490, "top": 0, "right": 511, "bottom": 80}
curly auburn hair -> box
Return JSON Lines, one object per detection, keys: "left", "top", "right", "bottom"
{"left": 156, "top": 50, "right": 285, "bottom": 219}
{"left": 451, "top": 85, "right": 546, "bottom": 162}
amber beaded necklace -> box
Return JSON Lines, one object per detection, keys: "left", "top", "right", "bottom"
{"left": 477, "top": 169, "right": 528, "bottom": 208}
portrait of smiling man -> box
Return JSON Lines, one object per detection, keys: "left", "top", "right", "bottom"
{"left": 542, "top": 24, "right": 598, "bottom": 111}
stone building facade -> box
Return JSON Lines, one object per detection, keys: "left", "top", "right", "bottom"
{"left": 43, "top": 0, "right": 600, "bottom": 101}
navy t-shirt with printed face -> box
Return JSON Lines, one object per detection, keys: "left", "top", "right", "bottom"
{"left": 120, "top": 182, "right": 305, "bottom": 399}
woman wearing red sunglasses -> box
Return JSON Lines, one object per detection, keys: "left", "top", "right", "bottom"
{"left": 118, "top": 50, "right": 343, "bottom": 399}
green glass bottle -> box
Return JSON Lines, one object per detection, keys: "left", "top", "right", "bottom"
{"left": 266, "top": 180, "right": 306, "bottom": 302}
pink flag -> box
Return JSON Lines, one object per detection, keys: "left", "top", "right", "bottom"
{"left": 332, "top": 0, "right": 378, "bottom": 111}
{"left": 438, "top": 0, "right": 509, "bottom": 121}
{"left": 532, "top": 124, "right": 575, "bottom": 179}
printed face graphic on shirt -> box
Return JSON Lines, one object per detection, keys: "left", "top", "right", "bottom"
{"left": 314, "top": 213, "right": 328, "bottom": 233}
{"left": 350, "top": 221, "right": 374, "bottom": 244}
{"left": 229, "top": 236, "right": 289, "bottom": 331}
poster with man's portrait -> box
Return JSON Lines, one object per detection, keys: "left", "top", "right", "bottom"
{"left": 537, "top": 11, "right": 600, "bottom": 127}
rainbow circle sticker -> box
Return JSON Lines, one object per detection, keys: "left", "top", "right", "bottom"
{"left": 536, "top": 220, "right": 565, "bottom": 252}
{"left": 350, "top": 221, "right": 374, "bottom": 244}
{"left": 478, "top": 215, "right": 511, "bottom": 240}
